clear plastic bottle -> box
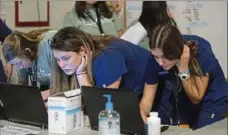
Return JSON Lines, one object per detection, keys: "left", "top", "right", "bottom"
{"left": 147, "top": 112, "right": 161, "bottom": 135}
{"left": 98, "top": 94, "right": 120, "bottom": 135}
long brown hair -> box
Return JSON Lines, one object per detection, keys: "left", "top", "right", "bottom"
{"left": 50, "top": 27, "right": 114, "bottom": 94}
{"left": 139, "top": 1, "right": 177, "bottom": 37}
{"left": 149, "top": 24, "right": 204, "bottom": 76}
{"left": 2, "top": 29, "right": 51, "bottom": 62}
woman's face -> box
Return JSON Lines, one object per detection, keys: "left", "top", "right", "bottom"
{"left": 8, "top": 57, "right": 33, "bottom": 69}
{"left": 151, "top": 48, "right": 178, "bottom": 71}
{"left": 52, "top": 49, "right": 83, "bottom": 75}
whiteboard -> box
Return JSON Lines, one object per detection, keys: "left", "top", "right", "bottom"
{"left": 126, "top": 1, "right": 227, "bottom": 77}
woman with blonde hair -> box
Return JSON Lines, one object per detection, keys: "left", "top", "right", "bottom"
{"left": 49, "top": 27, "right": 161, "bottom": 121}
{"left": 2, "top": 29, "right": 57, "bottom": 100}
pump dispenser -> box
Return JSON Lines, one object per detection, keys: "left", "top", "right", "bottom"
{"left": 98, "top": 94, "right": 120, "bottom": 135}
{"left": 103, "top": 94, "right": 113, "bottom": 110}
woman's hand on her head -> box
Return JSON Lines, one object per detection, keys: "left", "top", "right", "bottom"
{"left": 177, "top": 45, "right": 190, "bottom": 73}
{"left": 76, "top": 55, "right": 88, "bottom": 75}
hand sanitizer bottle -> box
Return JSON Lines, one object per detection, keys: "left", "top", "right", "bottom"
{"left": 147, "top": 112, "right": 161, "bottom": 135}
{"left": 98, "top": 94, "right": 120, "bottom": 135}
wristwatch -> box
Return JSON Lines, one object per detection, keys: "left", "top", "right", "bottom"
{"left": 178, "top": 69, "right": 191, "bottom": 81}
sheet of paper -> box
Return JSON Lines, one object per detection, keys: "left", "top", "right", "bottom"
{"left": 0, "top": 125, "right": 40, "bottom": 135}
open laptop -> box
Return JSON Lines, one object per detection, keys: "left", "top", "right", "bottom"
{"left": 81, "top": 86, "right": 147, "bottom": 135}
{"left": 0, "top": 83, "right": 48, "bottom": 128}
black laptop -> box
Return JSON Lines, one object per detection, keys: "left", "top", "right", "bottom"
{"left": 81, "top": 86, "right": 146, "bottom": 135}
{"left": 0, "top": 83, "right": 48, "bottom": 128}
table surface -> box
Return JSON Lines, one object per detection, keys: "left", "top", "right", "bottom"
{"left": 40, "top": 124, "right": 193, "bottom": 135}
{"left": 0, "top": 120, "right": 191, "bottom": 135}
{"left": 38, "top": 126, "right": 191, "bottom": 135}
{"left": 182, "top": 118, "right": 227, "bottom": 135}
{"left": 0, "top": 119, "right": 226, "bottom": 135}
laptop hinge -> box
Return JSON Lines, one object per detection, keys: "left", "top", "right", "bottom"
{"left": 8, "top": 118, "right": 47, "bottom": 128}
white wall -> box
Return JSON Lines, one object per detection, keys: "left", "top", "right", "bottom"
{"left": 168, "top": 1, "right": 227, "bottom": 78}
{"left": 0, "top": 1, "right": 75, "bottom": 31}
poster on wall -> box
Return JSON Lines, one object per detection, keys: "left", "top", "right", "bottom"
{"left": 15, "top": 1, "right": 50, "bottom": 27}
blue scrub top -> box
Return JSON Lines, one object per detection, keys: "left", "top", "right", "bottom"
{"left": 148, "top": 34, "right": 227, "bottom": 109}
{"left": 0, "top": 18, "right": 12, "bottom": 83}
{"left": 182, "top": 35, "right": 227, "bottom": 109}
{"left": 0, "top": 19, "right": 11, "bottom": 43}
{"left": 155, "top": 35, "right": 227, "bottom": 128}
{"left": 92, "top": 38, "right": 161, "bottom": 94}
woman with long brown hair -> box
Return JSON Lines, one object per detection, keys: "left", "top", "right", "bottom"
{"left": 144, "top": 24, "right": 227, "bottom": 129}
{"left": 2, "top": 29, "right": 57, "bottom": 100}
{"left": 49, "top": 26, "right": 161, "bottom": 121}
{"left": 121, "top": 1, "right": 176, "bottom": 50}
{"left": 63, "top": 1, "right": 123, "bottom": 37}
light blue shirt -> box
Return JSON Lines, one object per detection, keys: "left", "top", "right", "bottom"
{"left": 17, "top": 30, "right": 57, "bottom": 87}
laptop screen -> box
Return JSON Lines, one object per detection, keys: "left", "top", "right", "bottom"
{"left": 0, "top": 83, "right": 48, "bottom": 127}
{"left": 81, "top": 86, "right": 146, "bottom": 135}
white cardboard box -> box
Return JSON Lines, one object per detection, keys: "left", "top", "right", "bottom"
{"left": 48, "top": 89, "right": 83, "bottom": 134}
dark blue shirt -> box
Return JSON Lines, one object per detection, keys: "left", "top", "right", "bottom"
{"left": 0, "top": 18, "right": 11, "bottom": 43}
{"left": 182, "top": 35, "right": 227, "bottom": 109}
{"left": 92, "top": 38, "right": 160, "bottom": 94}
{"left": 156, "top": 35, "right": 227, "bottom": 110}
{"left": 0, "top": 18, "right": 11, "bottom": 83}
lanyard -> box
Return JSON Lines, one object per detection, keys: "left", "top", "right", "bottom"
{"left": 172, "top": 76, "right": 182, "bottom": 125}
{"left": 27, "top": 61, "right": 37, "bottom": 86}
{"left": 85, "top": 8, "right": 105, "bottom": 36}
{"left": 169, "top": 68, "right": 182, "bottom": 125}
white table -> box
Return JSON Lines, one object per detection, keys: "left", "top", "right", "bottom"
{"left": 38, "top": 126, "right": 191, "bottom": 135}
{"left": 182, "top": 118, "right": 227, "bottom": 135}
{"left": 0, "top": 120, "right": 191, "bottom": 135}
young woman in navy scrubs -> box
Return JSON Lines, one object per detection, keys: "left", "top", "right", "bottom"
{"left": 145, "top": 24, "right": 227, "bottom": 129}
{"left": 49, "top": 27, "right": 160, "bottom": 102}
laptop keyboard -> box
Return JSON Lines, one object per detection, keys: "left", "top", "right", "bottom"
{"left": 0, "top": 125, "right": 40, "bottom": 135}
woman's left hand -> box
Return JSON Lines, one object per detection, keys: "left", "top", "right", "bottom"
{"left": 177, "top": 45, "right": 190, "bottom": 72}
{"left": 41, "top": 89, "right": 50, "bottom": 101}
{"left": 4, "top": 64, "right": 13, "bottom": 82}
{"left": 76, "top": 55, "right": 88, "bottom": 75}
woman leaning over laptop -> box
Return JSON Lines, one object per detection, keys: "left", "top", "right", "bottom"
{"left": 48, "top": 26, "right": 162, "bottom": 119}
{"left": 143, "top": 24, "right": 227, "bottom": 129}
{"left": 2, "top": 29, "right": 57, "bottom": 101}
